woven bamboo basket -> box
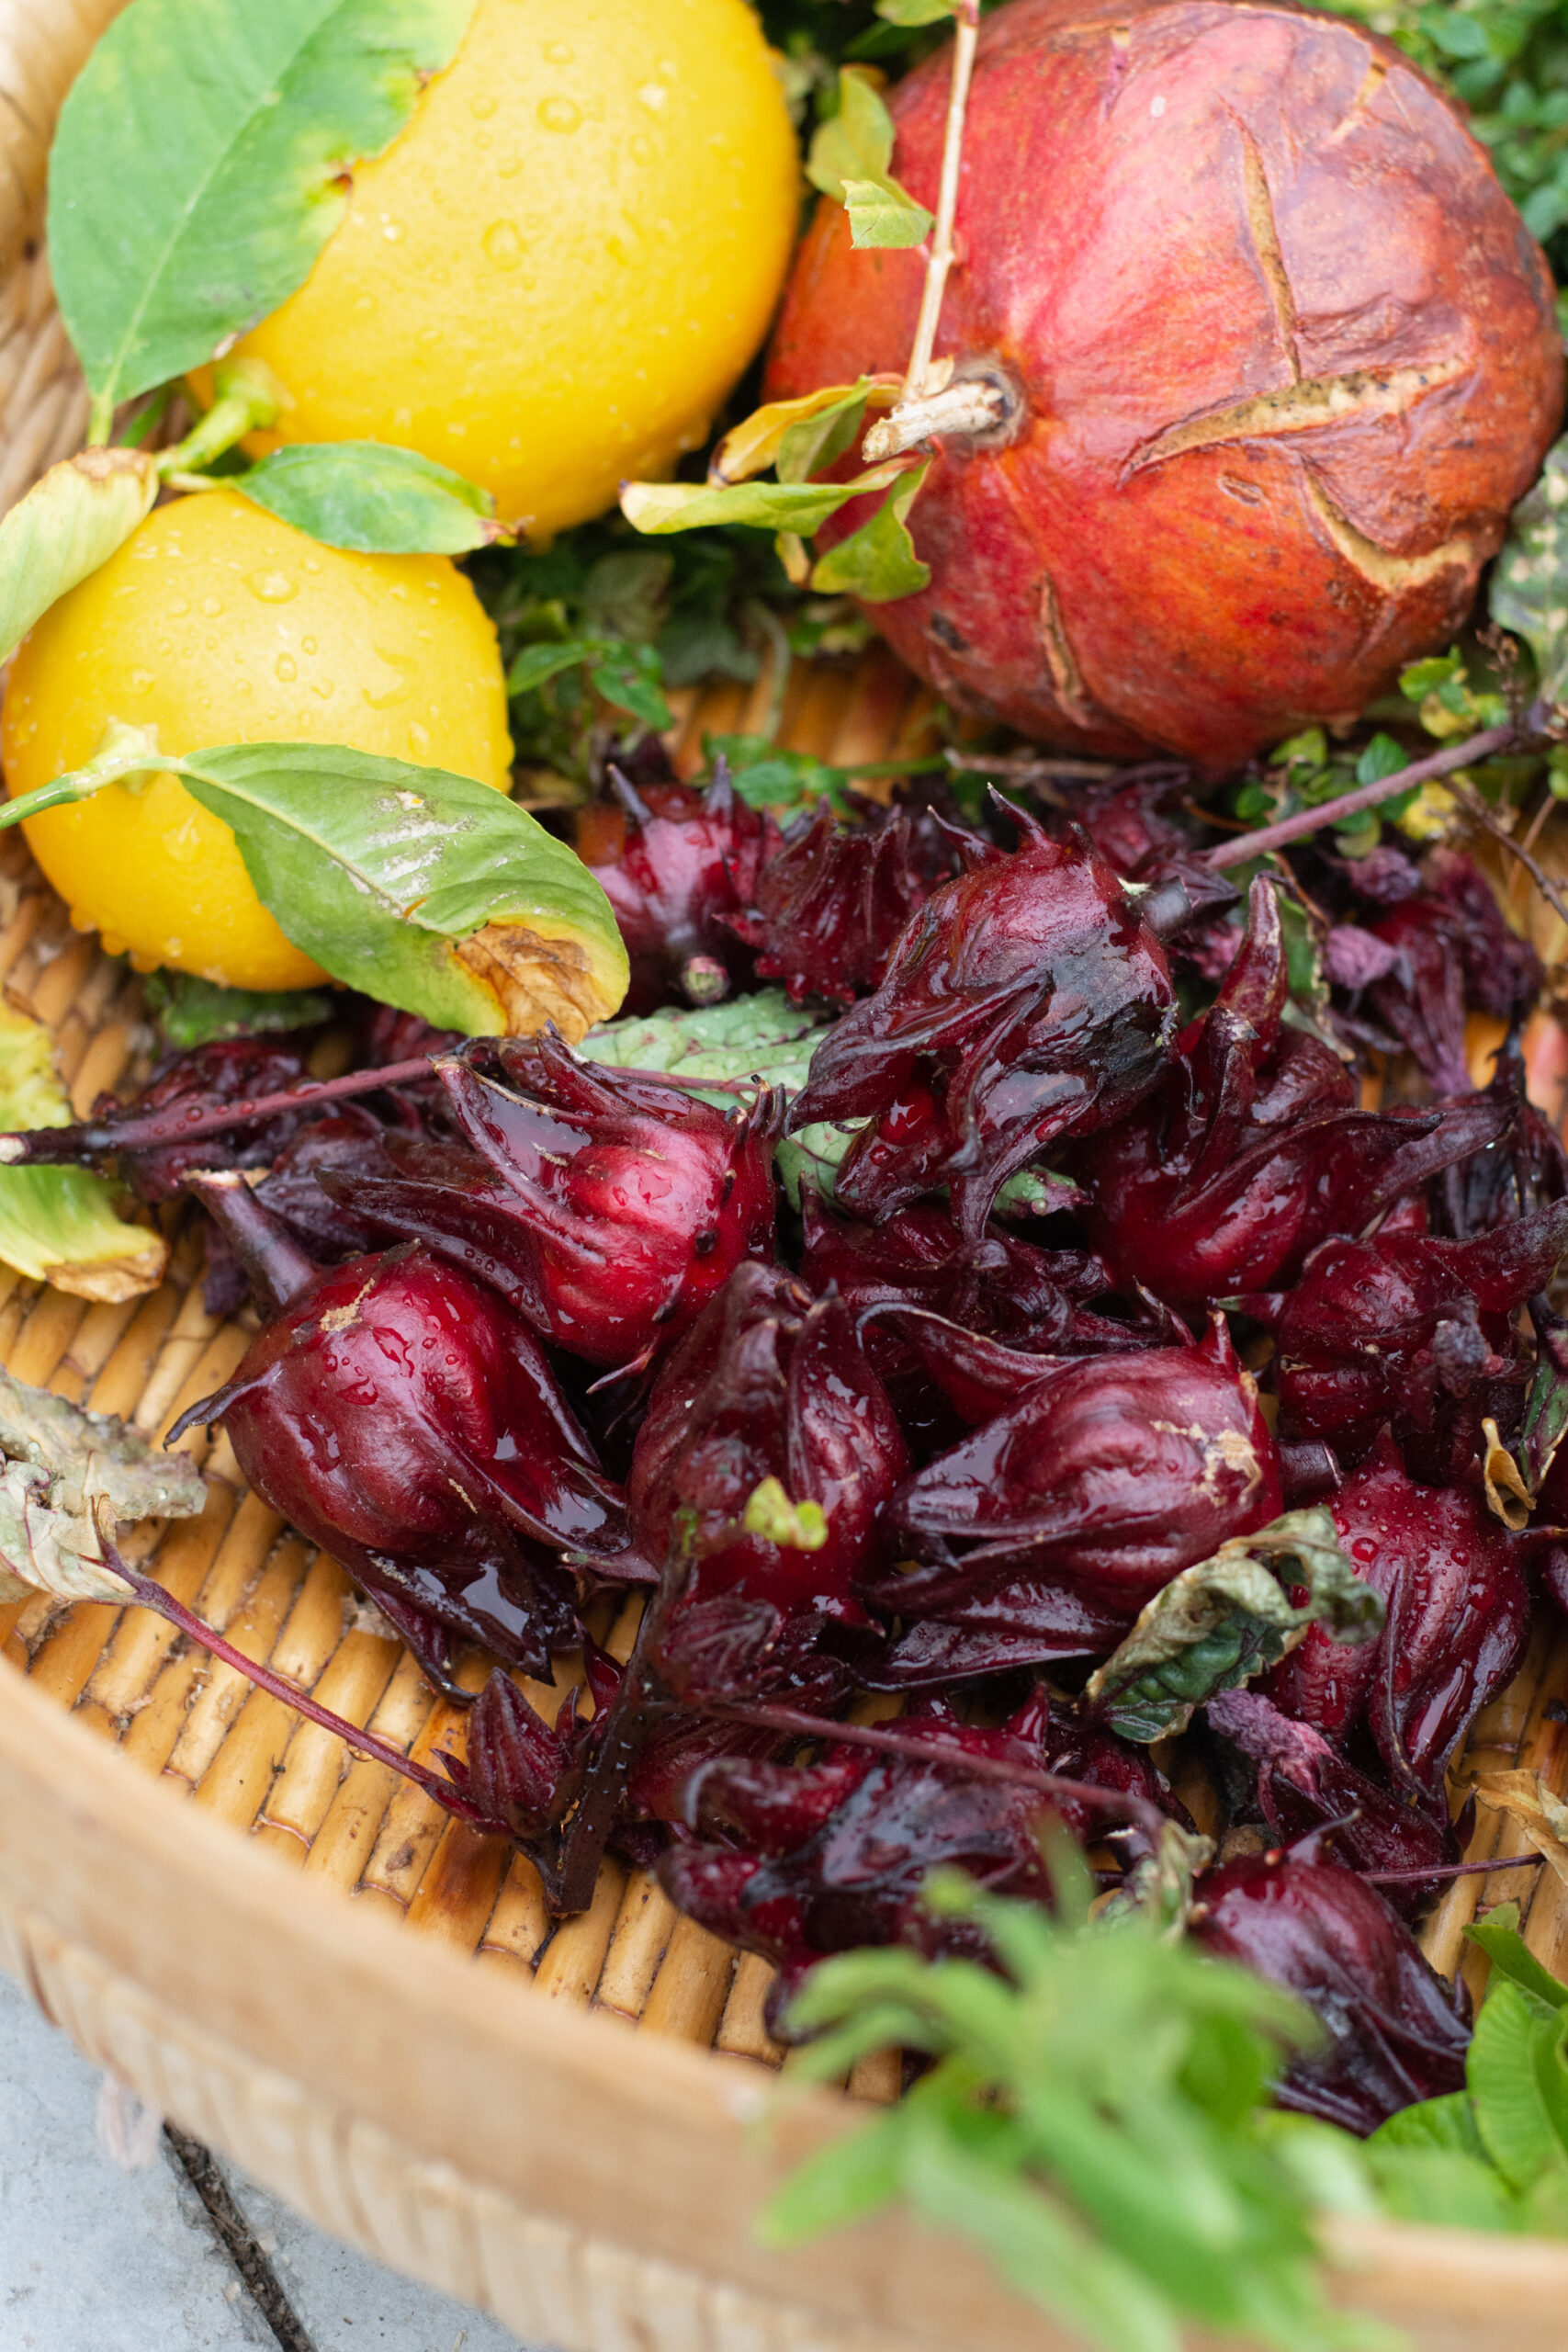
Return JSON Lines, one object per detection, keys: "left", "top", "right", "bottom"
{"left": 7, "top": 6, "right": 1568, "bottom": 2347}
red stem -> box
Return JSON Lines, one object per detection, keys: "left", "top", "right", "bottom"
{"left": 692, "top": 1696, "right": 1168, "bottom": 1843}
{"left": 0, "top": 1055, "right": 438, "bottom": 1164}
{"left": 1202, "top": 711, "right": 1540, "bottom": 871}
{"left": 98, "top": 1532, "right": 513, "bottom": 1838}
{"left": 1361, "top": 1853, "right": 1543, "bottom": 1885}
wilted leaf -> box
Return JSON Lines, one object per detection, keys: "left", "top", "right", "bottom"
{"left": 842, "top": 177, "right": 934, "bottom": 249}
{"left": 1491, "top": 434, "right": 1568, "bottom": 707}
{"left": 709, "top": 379, "right": 898, "bottom": 487}
{"left": 0, "top": 1365, "right": 205, "bottom": 1605}
{"left": 0, "top": 739, "right": 627, "bottom": 1041}
{"left": 0, "top": 449, "right": 157, "bottom": 664}
{"left": 49, "top": 0, "right": 473, "bottom": 431}
{"left": 810, "top": 462, "right": 931, "bottom": 601}
{"left": 1473, "top": 1770, "right": 1568, "bottom": 1886}
{"left": 234, "top": 442, "right": 498, "bottom": 554}
{"left": 0, "top": 1003, "right": 165, "bottom": 1299}
{"left": 1084, "top": 1510, "right": 1382, "bottom": 1742}
{"left": 622, "top": 463, "right": 910, "bottom": 538}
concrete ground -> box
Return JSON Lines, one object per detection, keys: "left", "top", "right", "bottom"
{"left": 0, "top": 1967, "right": 535, "bottom": 2352}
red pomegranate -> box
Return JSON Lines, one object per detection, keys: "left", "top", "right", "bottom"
{"left": 765, "top": 0, "right": 1564, "bottom": 766}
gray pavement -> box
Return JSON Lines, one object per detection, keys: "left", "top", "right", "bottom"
{"left": 0, "top": 1968, "right": 531, "bottom": 2352}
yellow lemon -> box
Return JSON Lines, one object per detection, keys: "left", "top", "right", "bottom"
{"left": 1, "top": 489, "right": 513, "bottom": 991}
{"left": 223, "top": 0, "right": 800, "bottom": 539}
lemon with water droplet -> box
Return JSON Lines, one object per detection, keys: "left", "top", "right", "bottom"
{"left": 216, "top": 0, "right": 799, "bottom": 539}
{"left": 1, "top": 490, "right": 512, "bottom": 989}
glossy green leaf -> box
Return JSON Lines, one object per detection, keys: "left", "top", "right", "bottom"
{"left": 1083, "top": 1510, "right": 1382, "bottom": 1742}
{"left": 0, "top": 1003, "right": 165, "bottom": 1299}
{"left": 233, "top": 442, "right": 497, "bottom": 554}
{"left": 807, "top": 69, "right": 898, "bottom": 201}
{"left": 1465, "top": 1909, "right": 1568, "bottom": 2011}
{"left": 0, "top": 449, "right": 158, "bottom": 664}
{"left": 621, "top": 464, "right": 908, "bottom": 537}
{"left": 143, "top": 973, "right": 336, "bottom": 1049}
{"left": 1470, "top": 1981, "right": 1566, "bottom": 2189}
{"left": 842, "top": 176, "right": 935, "bottom": 247}
{"left": 49, "top": 0, "right": 474, "bottom": 431}
{"left": 0, "top": 738, "right": 626, "bottom": 1041}
{"left": 810, "top": 462, "right": 931, "bottom": 600}
{"left": 1491, "top": 432, "right": 1568, "bottom": 705}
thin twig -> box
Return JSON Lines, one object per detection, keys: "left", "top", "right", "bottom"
{"left": 691, "top": 1695, "right": 1168, "bottom": 1844}
{"left": 1203, "top": 711, "right": 1543, "bottom": 870}
{"left": 1361, "top": 1853, "right": 1542, "bottom": 1885}
{"left": 1450, "top": 776, "right": 1568, "bottom": 937}
{"left": 903, "top": 0, "right": 980, "bottom": 398}
{"left": 0, "top": 1055, "right": 437, "bottom": 1165}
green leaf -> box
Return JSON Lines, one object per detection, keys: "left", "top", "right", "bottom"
{"left": 807, "top": 69, "right": 897, "bottom": 202}
{"left": 876, "top": 0, "right": 957, "bottom": 21}
{"left": 0, "top": 450, "right": 158, "bottom": 665}
{"left": 810, "top": 462, "right": 931, "bottom": 600}
{"left": 0, "top": 1362, "right": 207, "bottom": 1607}
{"left": 2, "top": 738, "right": 626, "bottom": 1041}
{"left": 757, "top": 2109, "right": 907, "bottom": 2245}
{"left": 581, "top": 987, "right": 828, "bottom": 1101}
{"left": 1465, "top": 1910, "right": 1568, "bottom": 2011}
{"left": 842, "top": 177, "right": 935, "bottom": 248}
{"left": 49, "top": 0, "right": 474, "bottom": 432}
{"left": 1084, "top": 1509, "right": 1382, "bottom": 1742}
{"left": 1364, "top": 2144, "right": 1523, "bottom": 2232}
{"left": 1511, "top": 1325, "right": 1568, "bottom": 1496}
{"left": 1355, "top": 732, "right": 1411, "bottom": 786}
{"left": 622, "top": 464, "right": 908, "bottom": 538}
{"left": 233, "top": 443, "right": 497, "bottom": 554}
{"left": 1470, "top": 1980, "right": 1568, "bottom": 2189}
{"left": 143, "top": 973, "right": 337, "bottom": 1049}
{"left": 587, "top": 643, "right": 672, "bottom": 731}
{"left": 776, "top": 389, "right": 872, "bottom": 484}
{"left": 1491, "top": 431, "right": 1568, "bottom": 705}
{"left": 507, "top": 639, "right": 602, "bottom": 697}
{"left": 0, "top": 1003, "right": 165, "bottom": 1300}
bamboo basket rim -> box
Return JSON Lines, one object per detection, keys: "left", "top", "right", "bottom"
{"left": 4, "top": 5, "right": 1568, "bottom": 2348}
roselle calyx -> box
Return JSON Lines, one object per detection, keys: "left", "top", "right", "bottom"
{"left": 629, "top": 1261, "right": 908, "bottom": 1696}
{"left": 789, "top": 810, "right": 1176, "bottom": 1238}
{"left": 724, "top": 797, "right": 975, "bottom": 1006}
{"left": 1190, "top": 1842, "right": 1471, "bottom": 2133}
{"left": 175, "top": 1240, "right": 644, "bottom": 1685}
{"left": 765, "top": 0, "right": 1562, "bottom": 764}
{"left": 324, "top": 1032, "right": 782, "bottom": 1375}
{"left": 1262, "top": 1431, "right": 1529, "bottom": 1800}
{"left": 575, "top": 767, "right": 764, "bottom": 1014}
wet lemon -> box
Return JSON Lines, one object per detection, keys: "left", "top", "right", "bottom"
{"left": 1, "top": 489, "right": 513, "bottom": 990}
{"left": 222, "top": 0, "right": 800, "bottom": 539}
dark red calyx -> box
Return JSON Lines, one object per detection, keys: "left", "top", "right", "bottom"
{"left": 886, "top": 1312, "right": 1282, "bottom": 1623}
{"left": 628, "top": 1260, "right": 909, "bottom": 1689}
{"left": 321, "top": 1029, "right": 782, "bottom": 1375}
{"left": 723, "top": 796, "right": 983, "bottom": 1007}
{"left": 1204, "top": 1687, "right": 1454, "bottom": 1918}
{"left": 574, "top": 765, "right": 765, "bottom": 1014}
{"left": 1074, "top": 875, "right": 1517, "bottom": 1306}
{"left": 1190, "top": 1845, "right": 1471, "bottom": 2134}
{"left": 1260, "top": 1200, "right": 1568, "bottom": 1459}
{"left": 174, "top": 1242, "right": 646, "bottom": 1680}
{"left": 438, "top": 1669, "right": 587, "bottom": 1838}
{"left": 1261, "top": 1431, "right": 1529, "bottom": 1800}
{"left": 787, "top": 808, "right": 1177, "bottom": 1240}
{"left": 1360, "top": 848, "right": 1542, "bottom": 1098}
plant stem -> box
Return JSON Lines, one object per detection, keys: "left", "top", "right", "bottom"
{"left": 95, "top": 1522, "right": 514, "bottom": 1838}
{"left": 1361, "top": 1853, "right": 1541, "bottom": 1885}
{"left": 692, "top": 1696, "right": 1168, "bottom": 1845}
{"left": 1449, "top": 775, "right": 1568, "bottom": 936}
{"left": 1203, "top": 711, "right": 1543, "bottom": 870}
{"left": 903, "top": 0, "right": 980, "bottom": 400}
{"left": 0, "top": 1056, "right": 437, "bottom": 1165}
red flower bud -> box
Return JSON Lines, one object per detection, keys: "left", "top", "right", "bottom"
{"left": 575, "top": 768, "right": 764, "bottom": 1013}
{"left": 1191, "top": 1845, "right": 1470, "bottom": 2133}
{"left": 324, "top": 1033, "right": 782, "bottom": 1374}
{"left": 629, "top": 1262, "right": 908, "bottom": 1690}
{"left": 1262, "top": 1433, "right": 1529, "bottom": 1799}
{"left": 788, "top": 811, "right": 1177, "bottom": 1238}
{"left": 724, "top": 797, "right": 978, "bottom": 1006}
{"left": 176, "top": 1243, "right": 643, "bottom": 1683}
{"left": 889, "top": 1314, "right": 1281, "bottom": 1621}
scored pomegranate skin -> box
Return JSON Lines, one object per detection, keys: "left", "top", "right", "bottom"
{"left": 765, "top": 0, "right": 1564, "bottom": 765}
